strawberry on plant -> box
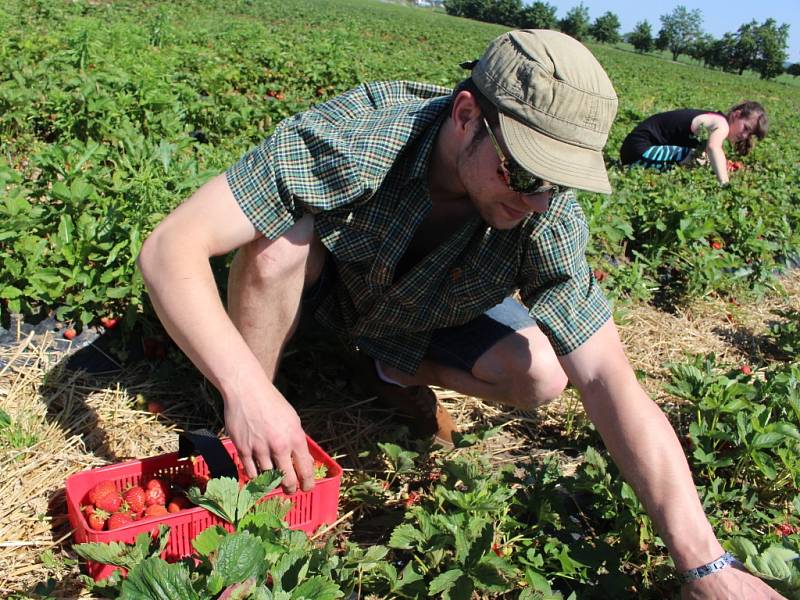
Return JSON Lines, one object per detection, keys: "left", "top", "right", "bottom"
{"left": 740, "top": 365, "right": 752, "bottom": 376}
{"left": 404, "top": 491, "right": 420, "bottom": 507}
{"left": 88, "top": 481, "right": 122, "bottom": 513}
{"left": 107, "top": 512, "right": 134, "bottom": 530}
{"left": 313, "top": 460, "right": 328, "bottom": 480}
{"left": 147, "top": 401, "right": 164, "bottom": 414}
{"left": 63, "top": 328, "right": 77, "bottom": 340}
{"left": 123, "top": 486, "right": 146, "bottom": 513}
{"left": 99, "top": 316, "right": 118, "bottom": 329}
{"left": 711, "top": 241, "right": 722, "bottom": 250}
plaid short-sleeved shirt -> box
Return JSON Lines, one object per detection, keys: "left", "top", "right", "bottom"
{"left": 226, "top": 81, "right": 611, "bottom": 374}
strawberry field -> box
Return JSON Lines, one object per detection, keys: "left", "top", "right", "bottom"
{"left": 1, "top": 0, "right": 799, "bottom": 598}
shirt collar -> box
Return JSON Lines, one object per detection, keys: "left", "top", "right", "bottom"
{"left": 407, "top": 97, "right": 450, "bottom": 182}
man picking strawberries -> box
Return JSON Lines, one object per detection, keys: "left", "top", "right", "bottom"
{"left": 138, "top": 29, "right": 783, "bottom": 598}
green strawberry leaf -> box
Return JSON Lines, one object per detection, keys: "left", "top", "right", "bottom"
{"left": 211, "top": 531, "right": 267, "bottom": 588}
{"left": 192, "top": 525, "right": 227, "bottom": 558}
{"left": 289, "top": 575, "right": 343, "bottom": 600}
{"left": 428, "top": 568, "right": 464, "bottom": 595}
{"left": 119, "top": 556, "right": 200, "bottom": 600}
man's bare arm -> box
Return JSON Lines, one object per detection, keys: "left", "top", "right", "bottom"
{"left": 559, "top": 319, "right": 784, "bottom": 598}
{"left": 137, "top": 174, "right": 315, "bottom": 490}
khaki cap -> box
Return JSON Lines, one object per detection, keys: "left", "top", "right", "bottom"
{"left": 465, "top": 29, "right": 618, "bottom": 194}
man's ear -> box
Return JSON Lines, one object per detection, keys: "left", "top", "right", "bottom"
{"left": 451, "top": 90, "right": 481, "bottom": 136}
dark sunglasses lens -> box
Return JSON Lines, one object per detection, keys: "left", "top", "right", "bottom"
{"left": 506, "top": 164, "right": 547, "bottom": 194}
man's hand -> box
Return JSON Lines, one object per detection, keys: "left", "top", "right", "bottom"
{"left": 224, "top": 386, "right": 316, "bottom": 494}
{"left": 681, "top": 567, "right": 786, "bottom": 599}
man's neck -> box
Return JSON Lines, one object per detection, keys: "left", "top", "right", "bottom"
{"left": 427, "top": 118, "right": 472, "bottom": 215}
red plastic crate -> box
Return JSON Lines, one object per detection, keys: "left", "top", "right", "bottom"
{"left": 65, "top": 436, "right": 342, "bottom": 581}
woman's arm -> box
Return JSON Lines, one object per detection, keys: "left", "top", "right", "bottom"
{"left": 691, "top": 113, "right": 730, "bottom": 185}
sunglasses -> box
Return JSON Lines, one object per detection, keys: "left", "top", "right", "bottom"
{"left": 483, "top": 118, "right": 561, "bottom": 196}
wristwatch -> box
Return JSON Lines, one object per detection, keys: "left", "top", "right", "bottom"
{"left": 679, "top": 552, "right": 743, "bottom": 584}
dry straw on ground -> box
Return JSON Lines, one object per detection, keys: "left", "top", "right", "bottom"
{"left": 0, "top": 270, "right": 797, "bottom": 597}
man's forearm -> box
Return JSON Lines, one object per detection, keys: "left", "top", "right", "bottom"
{"left": 137, "top": 230, "right": 271, "bottom": 400}
{"left": 580, "top": 373, "right": 724, "bottom": 571}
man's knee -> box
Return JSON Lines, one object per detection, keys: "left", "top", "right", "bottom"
{"left": 232, "top": 215, "right": 324, "bottom": 287}
{"left": 505, "top": 353, "right": 568, "bottom": 409}
{"left": 472, "top": 329, "right": 568, "bottom": 409}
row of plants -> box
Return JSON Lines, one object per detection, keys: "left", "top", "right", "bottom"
{"left": 1, "top": 0, "right": 799, "bottom": 339}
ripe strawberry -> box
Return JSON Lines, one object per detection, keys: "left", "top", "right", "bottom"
{"left": 592, "top": 269, "right": 607, "bottom": 282}
{"left": 123, "top": 486, "right": 146, "bottom": 513}
{"left": 99, "top": 316, "right": 118, "bottom": 329}
{"left": 167, "top": 496, "right": 192, "bottom": 513}
{"left": 492, "top": 543, "right": 503, "bottom": 557}
{"left": 740, "top": 365, "right": 752, "bottom": 376}
{"left": 711, "top": 241, "right": 722, "bottom": 250}
{"left": 63, "top": 328, "right": 77, "bottom": 340}
{"left": 147, "top": 401, "right": 164, "bottom": 414}
{"left": 144, "top": 478, "right": 169, "bottom": 505}
{"left": 776, "top": 523, "right": 795, "bottom": 537}
{"left": 107, "top": 512, "right": 134, "bottom": 530}
{"left": 404, "top": 491, "right": 420, "bottom": 507}
{"left": 88, "top": 511, "right": 108, "bottom": 530}
{"left": 83, "top": 506, "right": 109, "bottom": 530}
{"left": 88, "top": 481, "right": 122, "bottom": 513}
{"left": 144, "top": 504, "right": 169, "bottom": 517}
{"left": 313, "top": 460, "right": 328, "bottom": 480}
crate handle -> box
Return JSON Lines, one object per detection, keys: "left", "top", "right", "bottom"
{"left": 178, "top": 429, "right": 239, "bottom": 479}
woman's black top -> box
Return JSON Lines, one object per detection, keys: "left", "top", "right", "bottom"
{"left": 620, "top": 109, "right": 720, "bottom": 164}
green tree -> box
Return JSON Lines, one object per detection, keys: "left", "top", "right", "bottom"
{"left": 687, "top": 33, "right": 714, "bottom": 65}
{"left": 559, "top": 3, "right": 590, "bottom": 41}
{"left": 629, "top": 20, "right": 654, "bottom": 53}
{"left": 489, "top": 0, "right": 522, "bottom": 25}
{"left": 788, "top": 63, "right": 800, "bottom": 77}
{"left": 730, "top": 20, "right": 759, "bottom": 75}
{"left": 704, "top": 33, "right": 738, "bottom": 72}
{"left": 751, "top": 18, "right": 790, "bottom": 79}
{"left": 518, "top": 0, "right": 557, "bottom": 30}
{"left": 590, "top": 11, "right": 621, "bottom": 44}
{"left": 658, "top": 5, "right": 703, "bottom": 61}
{"left": 443, "top": 0, "right": 489, "bottom": 20}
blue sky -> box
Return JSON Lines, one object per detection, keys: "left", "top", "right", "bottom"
{"left": 554, "top": 0, "right": 799, "bottom": 63}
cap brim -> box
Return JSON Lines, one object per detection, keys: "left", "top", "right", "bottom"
{"left": 500, "top": 113, "right": 612, "bottom": 195}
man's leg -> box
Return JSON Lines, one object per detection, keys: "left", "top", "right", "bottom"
{"left": 227, "top": 214, "right": 327, "bottom": 379}
{"left": 381, "top": 298, "right": 569, "bottom": 411}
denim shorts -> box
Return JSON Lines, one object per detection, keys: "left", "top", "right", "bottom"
{"left": 301, "top": 257, "right": 536, "bottom": 372}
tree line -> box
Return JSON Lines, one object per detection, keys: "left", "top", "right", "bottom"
{"left": 443, "top": 1, "right": 796, "bottom": 80}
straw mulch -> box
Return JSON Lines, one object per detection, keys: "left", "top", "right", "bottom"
{"left": 1, "top": 269, "right": 798, "bottom": 598}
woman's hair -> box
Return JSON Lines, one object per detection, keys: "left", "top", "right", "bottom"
{"left": 726, "top": 101, "right": 768, "bottom": 155}
{"left": 452, "top": 78, "right": 499, "bottom": 150}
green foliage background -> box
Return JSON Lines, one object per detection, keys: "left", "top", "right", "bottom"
{"left": 0, "top": 0, "right": 798, "bottom": 330}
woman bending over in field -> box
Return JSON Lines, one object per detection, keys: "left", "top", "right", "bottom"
{"left": 619, "top": 101, "right": 768, "bottom": 185}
